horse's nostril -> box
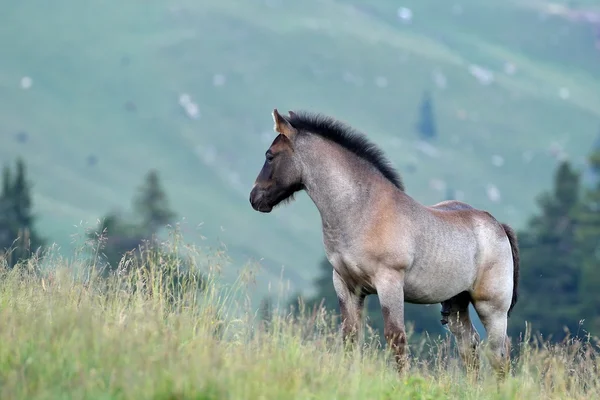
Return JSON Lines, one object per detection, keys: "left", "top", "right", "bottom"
{"left": 249, "top": 187, "right": 262, "bottom": 210}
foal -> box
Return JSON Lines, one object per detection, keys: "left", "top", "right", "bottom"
{"left": 249, "top": 109, "right": 519, "bottom": 379}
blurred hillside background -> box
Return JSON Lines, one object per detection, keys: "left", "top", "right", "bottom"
{"left": 2, "top": 0, "right": 600, "bottom": 341}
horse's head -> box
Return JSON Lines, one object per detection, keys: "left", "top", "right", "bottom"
{"left": 249, "top": 109, "right": 304, "bottom": 213}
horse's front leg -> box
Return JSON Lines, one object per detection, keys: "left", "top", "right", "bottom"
{"left": 332, "top": 270, "right": 365, "bottom": 348}
{"left": 375, "top": 271, "right": 408, "bottom": 374}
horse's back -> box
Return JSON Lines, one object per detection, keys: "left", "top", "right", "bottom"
{"left": 429, "top": 199, "right": 475, "bottom": 212}
{"left": 428, "top": 200, "right": 505, "bottom": 236}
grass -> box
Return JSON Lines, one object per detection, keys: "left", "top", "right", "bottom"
{"left": 0, "top": 232, "right": 598, "bottom": 399}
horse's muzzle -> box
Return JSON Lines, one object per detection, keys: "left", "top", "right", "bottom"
{"left": 249, "top": 186, "right": 273, "bottom": 213}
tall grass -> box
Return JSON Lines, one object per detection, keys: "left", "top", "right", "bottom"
{"left": 0, "top": 234, "right": 598, "bottom": 399}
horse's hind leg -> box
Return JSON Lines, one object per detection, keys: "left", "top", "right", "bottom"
{"left": 374, "top": 271, "right": 408, "bottom": 374}
{"left": 471, "top": 266, "right": 512, "bottom": 380}
{"left": 441, "top": 292, "right": 481, "bottom": 377}
{"left": 473, "top": 300, "right": 511, "bottom": 380}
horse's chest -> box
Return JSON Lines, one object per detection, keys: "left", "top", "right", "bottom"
{"left": 327, "top": 251, "right": 374, "bottom": 290}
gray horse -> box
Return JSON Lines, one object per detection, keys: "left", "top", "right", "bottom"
{"left": 249, "top": 109, "right": 519, "bottom": 379}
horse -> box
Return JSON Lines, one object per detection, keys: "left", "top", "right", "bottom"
{"left": 249, "top": 109, "right": 520, "bottom": 379}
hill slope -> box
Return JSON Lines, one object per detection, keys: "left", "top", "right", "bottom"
{"left": 2, "top": 0, "right": 600, "bottom": 302}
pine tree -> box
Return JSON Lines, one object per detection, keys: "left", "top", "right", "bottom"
{"left": 416, "top": 91, "right": 437, "bottom": 141}
{"left": 87, "top": 211, "right": 145, "bottom": 273}
{"left": 133, "top": 170, "right": 177, "bottom": 237}
{"left": 575, "top": 149, "right": 600, "bottom": 334}
{"left": 12, "top": 158, "right": 34, "bottom": 227}
{"left": 259, "top": 296, "right": 274, "bottom": 330}
{"left": 0, "top": 158, "right": 45, "bottom": 267}
{"left": 509, "top": 161, "right": 582, "bottom": 340}
{"left": 0, "top": 165, "right": 12, "bottom": 255}
{"left": 582, "top": 128, "right": 600, "bottom": 188}
{"left": 0, "top": 165, "right": 12, "bottom": 224}
{"left": 89, "top": 169, "right": 178, "bottom": 275}
{"left": 1, "top": 165, "right": 11, "bottom": 199}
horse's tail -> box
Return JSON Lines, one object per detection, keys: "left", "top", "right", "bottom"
{"left": 501, "top": 223, "right": 520, "bottom": 317}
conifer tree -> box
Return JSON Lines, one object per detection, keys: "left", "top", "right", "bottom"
{"left": 12, "top": 158, "right": 34, "bottom": 227}
{"left": 259, "top": 296, "right": 274, "bottom": 330}
{"left": 0, "top": 166, "right": 12, "bottom": 256}
{"left": 89, "top": 169, "right": 178, "bottom": 274}
{"left": 416, "top": 91, "right": 437, "bottom": 141}
{"left": 575, "top": 149, "right": 600, "bottom": 334}
{"left": 1, "top": 166, "right": 11, "bottom": 199}
{"left": 0, "top": 158, "right": 45, "bottom": 267}
{"left": 509, "top": 161, "right": 582, "bottom": 340}
{"left": 133, "top": 169, "right": 177, "bottom": 237}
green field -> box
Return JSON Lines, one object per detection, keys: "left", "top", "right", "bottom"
{"left": 2, "top": 0, "right": 600, "bottom": 302}
{"left": 0, "top": 247, "right": 597, "bottom": 399}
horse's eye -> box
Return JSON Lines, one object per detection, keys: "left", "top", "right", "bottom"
{"left": 266, "top": 153, "right": 274, "bottom": 162}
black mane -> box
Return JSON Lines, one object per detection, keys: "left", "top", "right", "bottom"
{"left": 286, "top": 111, "right": 405, "bottom": 191}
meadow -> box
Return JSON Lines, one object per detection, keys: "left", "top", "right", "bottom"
{"left": 3, "top": 1, "right": 600, "bottom": 398}
{"left": 0, "top": 233, "right": 597, "bottom": 400}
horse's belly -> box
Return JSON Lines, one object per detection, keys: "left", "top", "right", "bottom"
{"left": 403, "top": 260, "right": 475, "bottom": 304}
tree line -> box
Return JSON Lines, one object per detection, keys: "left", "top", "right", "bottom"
{"left": 0, "top": 160, "right": 204, "bottom": 303}
{"left": 0, "top": 159, "right": 178, "bottom": 271}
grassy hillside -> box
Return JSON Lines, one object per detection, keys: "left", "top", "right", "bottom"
{"left": 2, "top": 0, "right": 600, "bottom": 301}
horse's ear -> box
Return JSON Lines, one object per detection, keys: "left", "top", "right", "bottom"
{"left": 272, "top": 109, "right": 297, "bottom": 139}
{"left": 288, "top": 110, "right": 297, "bottom": 118}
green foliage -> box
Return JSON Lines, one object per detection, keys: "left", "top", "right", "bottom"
{"left": 84, "top": 169, "right": 205, "bottom": 312}
{"left": 88, "top": 169, "right": 178, "bottom": 274}
{"left": 1, "top": 165, "right": 10, "bottom": 199}
{"left": 117, "top": 242, "right": 208, "bottom": 309}
{"left": 133, "top": 169, "right": 177, "bottom": 236}
{"left": 396, "top": 376, "right": 448, "bottom": 400}
{"left": 259, "top": 295, "right": 274, "bottom": 327}
{"left": 415, "top": 91, "right": 437, "bottom": 141}
{"left": 574, "top": 149, "right": 600, "bottom": 334}
{"left": 509, "top": 161, "right": 582, "bottom": 340}
{"left": 0, "top": 158, "right": 45, "bottom": 268}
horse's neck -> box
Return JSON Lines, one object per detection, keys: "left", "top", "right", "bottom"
{"left": 307, "top": 179, "right": 367, "bottom": 231}
{"left": 301, "top": 147, "right": 377, "bottom": 248}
